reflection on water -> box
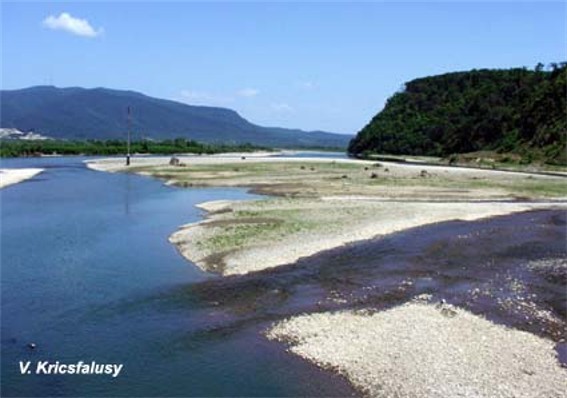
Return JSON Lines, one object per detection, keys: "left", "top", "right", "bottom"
{"left": 124, "top": 172, "right": 131, "bottom": 215}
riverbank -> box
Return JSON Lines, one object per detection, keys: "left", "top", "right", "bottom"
{"left": 169, "top": 199, "right": 561, "bottom": 275}
{"left": 87, "top": 155, "right": 567, "bottom": 276}
{"left": 85, "top": 155, "right": 567, "bottom": 200}
{"left": 0, "top": 168, "right": 44, "bottom": 188}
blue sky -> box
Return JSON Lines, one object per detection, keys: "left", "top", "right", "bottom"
{"left": 2, "top": 1, "right": 566, "bottom": 134}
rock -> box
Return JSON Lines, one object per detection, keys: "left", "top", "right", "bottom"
{"left": 169, "top": 156, "right": 180, "bottom": 166}
{"left": 441, "top": 307, "right": 458, "bottom": 318}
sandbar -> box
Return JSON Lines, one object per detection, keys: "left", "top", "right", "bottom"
{"left": 266, "top": 301, "right": 567, "bottom": 398}
{"left": 0, "top": 168, "right": 44, "bottom": 189}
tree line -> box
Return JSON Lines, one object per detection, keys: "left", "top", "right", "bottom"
{"left": 0, "top": 138, "right": 269, "bottom": 157}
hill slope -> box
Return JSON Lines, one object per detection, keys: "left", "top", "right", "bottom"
{"left": 1, "top": 86, "right": 351, "bottom": 148}
{"left": 348, "top": 65, "right": 566, "bottom": 164}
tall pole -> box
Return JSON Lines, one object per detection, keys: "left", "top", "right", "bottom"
{"left": 126, "top": 106, "right": 131, "bottom": 166}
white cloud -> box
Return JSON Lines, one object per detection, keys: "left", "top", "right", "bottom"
{"left": 237, "top": 88, "right": 259, "bottom": 97}
{"left": 42, "top": 12, "right": 103, "bottom": 38}
{"left": 179, "top": 90, "right": 234, "bottom": 106}
{"left": 299, "top": 81, "right": 316, "bottom": 90}
{"left": 271, "top": 103, "right": 294, "bottom": 113}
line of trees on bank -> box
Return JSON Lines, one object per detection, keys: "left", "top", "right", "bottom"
{"left": 0, "top": 138, "right": 269, "bottom": 157}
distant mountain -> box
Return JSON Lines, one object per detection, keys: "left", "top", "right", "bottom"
{"left": 349, "top": 64, "right": 567, "bottom": 164}
{"left": 1, "top": 86, "right": 351, "bottom": 148}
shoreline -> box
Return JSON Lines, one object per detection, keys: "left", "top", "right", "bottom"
{"left": 84, "top": 154, "right": 567, "bottom": 179}
{"left": 0, "top": 168, "right": 44, "bottom": 189}
{"left": 169, "top": 199, "right": 564, "bottom": 276}
{"left": 86, "top": 154, "right": 567, "bottom": 276}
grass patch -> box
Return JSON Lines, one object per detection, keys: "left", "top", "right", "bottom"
{"left": 201, "top": 217, "right": 317, "bottom": 252}
{"left": 196, "top": 199, "right": 347, "bottom": 253}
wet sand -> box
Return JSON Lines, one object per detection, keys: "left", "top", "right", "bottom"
{"left": 0, "top": 168, "right": 44, "bottom": 188}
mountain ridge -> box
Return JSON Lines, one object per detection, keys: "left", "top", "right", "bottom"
{"left": 1, "top": 86, "right": 351, "bottom": 148}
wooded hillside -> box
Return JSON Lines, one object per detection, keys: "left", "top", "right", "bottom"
{"left": 349, "top": 64, "right": 566, "bottom": 165}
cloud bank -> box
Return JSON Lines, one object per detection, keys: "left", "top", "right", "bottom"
{"left": 43, "top": 12, "right": 103, "bottom": 38}
{"left": 237, "top": 88, "right": 259, "bottom": 97}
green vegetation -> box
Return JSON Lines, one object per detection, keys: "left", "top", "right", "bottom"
{"left": 0, "top": 138, "right": 269, "bottom": 157}
{"left": 200, "top": 215, "right": 316, "bottom": 253}
{"left": 192, "top": 198, "right": 353, "bottom": 259}
{"left": 349, "top": 63, "right": 567, "bottom": 165}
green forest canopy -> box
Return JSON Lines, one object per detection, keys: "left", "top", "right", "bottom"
{"left": 348, "top": 63, "right": 567, "bottom": 165}
{"left": 0, "top": 138, "right": 268, "bottom": 157}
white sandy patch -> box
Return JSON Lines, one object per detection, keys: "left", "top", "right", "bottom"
{"left": 86, "top": 152, "right": 278, "bottom": 172}
{"left": 267, "top": 303, "right": 567, "bottom": 398}
{"left": 195, "top": 199, "right": 261, "bottom": 213}
{"left": 0, "top": 168, "right": 44, "bottom": 188}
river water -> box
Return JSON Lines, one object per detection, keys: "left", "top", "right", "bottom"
{"left": 1, "top": 156, "right": 353, "bottom": 397}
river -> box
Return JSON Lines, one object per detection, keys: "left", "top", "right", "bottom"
{"left": 1, "top": 156, "right": 353, "bottom": 397}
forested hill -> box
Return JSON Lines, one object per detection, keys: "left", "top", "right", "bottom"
{"left": 348, "top": 64, "right": 567, "bottom": 164}
{"left": 0, "top": 86, "right": 351, "bottom": 149}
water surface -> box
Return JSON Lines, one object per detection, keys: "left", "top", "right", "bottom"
{"left": 1, "top": 156, "right": 353, "bottom": 397}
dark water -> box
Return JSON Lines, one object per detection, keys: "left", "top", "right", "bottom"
{"left": 1, "top": 157, "right": 353, "bottom": 397}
